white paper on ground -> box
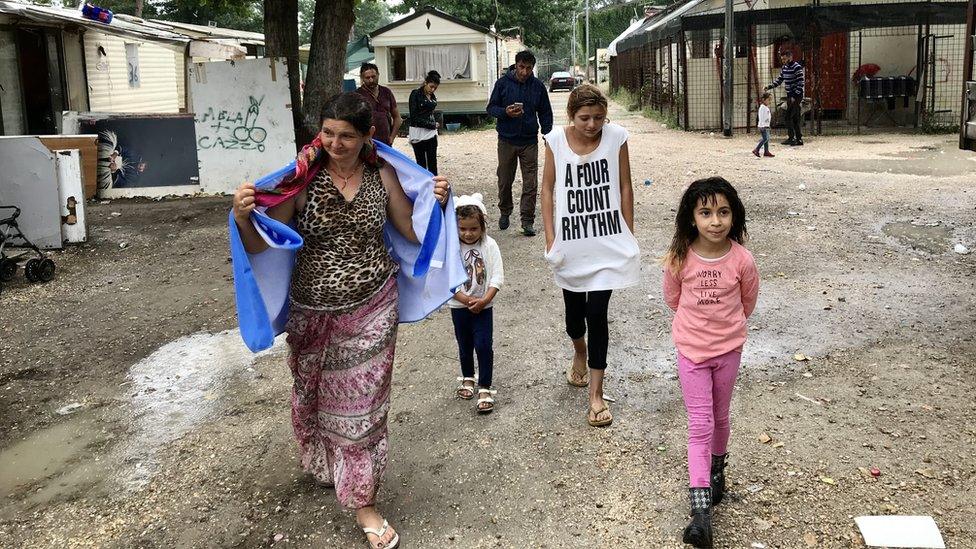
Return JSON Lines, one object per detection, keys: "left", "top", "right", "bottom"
{"left": 855, "top": 516, "right": 945, "bottom": 548}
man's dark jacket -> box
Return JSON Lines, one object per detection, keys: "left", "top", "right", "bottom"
{"left": 486, "top": 67, "right": 554, "bottom": 146}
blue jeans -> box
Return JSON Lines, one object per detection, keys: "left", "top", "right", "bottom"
{"left": 451, "top": 307, "right": 494, "bottom": 387}
{"left": 755, "top": 128, "right": 770, "bottom": 153}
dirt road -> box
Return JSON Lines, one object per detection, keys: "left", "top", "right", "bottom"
{"left": 1, "top": 92, "right": 974, "bottom": 548}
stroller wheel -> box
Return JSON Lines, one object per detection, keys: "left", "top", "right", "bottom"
{"left": 35, "top": 258, "right": 55, "bottom": 282}
{"left": 0, "top": 258, "right": 16, "bottom": 282}
{"left": 24, "top": 259, "right": 39, "bottom": 282}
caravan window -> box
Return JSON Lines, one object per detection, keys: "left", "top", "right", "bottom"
{"left": 390, "top": 44, "right": 471, "bottom": 82}
{"left": 390, "top": 47, "right": 407, "bottom": 81}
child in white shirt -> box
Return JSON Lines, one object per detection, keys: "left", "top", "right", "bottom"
{"left": 450, "top": 193, "right": 504, "bottom": 413}
{"left": 752, "top": 92, "right": 774, "bottom": 158}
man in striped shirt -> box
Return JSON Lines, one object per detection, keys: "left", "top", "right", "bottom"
{"left": 765, "top": 49, "right": 805, "bottom": 146}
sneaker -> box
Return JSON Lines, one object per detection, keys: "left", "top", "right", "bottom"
{"left": 498, "top": 215, "right": 510, "bottom": 230}
{"left": 763, "top": 151, "right": 775, "bottom": 157}
{"left": 781, "top": 139, "right": 795, "bottom": 145}
{"left": 520, "top": 225, "right": 536, "bottom": 237}
{"left": 791, "top": 140, "right": 804, "bottom": 146}
{"left": 751, "top": 149, "right": 760, "bottom": 157}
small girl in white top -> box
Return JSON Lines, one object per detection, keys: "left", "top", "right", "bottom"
{"left": 541, "top": 84, "right": 640, "bottom": 427}
{"left": 450, "top": 193, "right": 504, "bottom": 413}
{"left": 752, "top": 92, "right": 774, "bottom": 157}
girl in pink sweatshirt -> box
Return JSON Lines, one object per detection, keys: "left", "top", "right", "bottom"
{"left": 662, "top": 177, "right": 759, "bottom": 549}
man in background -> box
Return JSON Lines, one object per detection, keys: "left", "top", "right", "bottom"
{"left": 487, "top": 50, "right": 554, "bottom": 236}
{"left": 765, "top": 49, "right": 805, "bottom": 146}
{"left": 357, "top": 62, "right": 401, "bottom": 145}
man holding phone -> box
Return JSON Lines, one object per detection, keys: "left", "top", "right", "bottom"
{"left": 487, "top": 50, "right": 554, "bottom": 236}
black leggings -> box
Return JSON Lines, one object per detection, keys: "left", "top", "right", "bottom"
{"left": 411, "top": 136, "right": 438, "bottom": 174}
{"left": 562, "top": 289, "right": 612, "bottom": 370}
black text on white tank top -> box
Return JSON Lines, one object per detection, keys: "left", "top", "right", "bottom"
{"left": 561, "top": 158, "right": 623, "bottom": 242}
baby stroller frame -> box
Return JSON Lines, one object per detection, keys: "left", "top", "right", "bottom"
{"left": 0, "top": 205, "right": 56, "bottom": 295}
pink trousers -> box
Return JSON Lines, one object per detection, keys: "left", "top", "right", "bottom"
{"left": 677, "top": 350, "right": 741, "bottom": 488}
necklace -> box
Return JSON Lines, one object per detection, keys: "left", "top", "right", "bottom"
{"left": 329, "top": 162, "right": 362, "bottom": 190}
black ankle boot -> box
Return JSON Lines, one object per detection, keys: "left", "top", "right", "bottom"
{"left": 682, "top": 487, "right": 713, "bottom": 548}
{"left": 710, "top": 453, "right": 728, "bottom": 505}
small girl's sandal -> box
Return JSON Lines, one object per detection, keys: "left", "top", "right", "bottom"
{"left": 456, "top": 376, "right": 476, "bottom": 400}
{"left": 361, "top": 519, "right": 399, "bottom": 548}
{"left": 477, "top": 387, "right": 497, "bottom": 414}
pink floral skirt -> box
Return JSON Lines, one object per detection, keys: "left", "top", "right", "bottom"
{"left": 285, "top": 277, "right": 398, "bottom": 509}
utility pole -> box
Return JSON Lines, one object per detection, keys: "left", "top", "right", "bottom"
{"left": 723, "top": 0, "right": 734, "bottom": 136}
{"left": 585, "top": 0, "right": 591, "bottom": 82}
{"left": 595, "top": 47, "right": 600, "bottom": 84}
{"left": 572, "top": 12, "right": 577, "bottom": 73}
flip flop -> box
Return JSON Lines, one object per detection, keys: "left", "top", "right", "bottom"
{"left": 566, "top": 361, "right": 589, "bottom": 387}
{"left": 588, "top": 403, "right": 613, "bottom": 427}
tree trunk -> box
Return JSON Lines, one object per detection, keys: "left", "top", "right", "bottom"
{"left": 134, "top": 0, "right": 144, "bottom": 18}
{"left": 303, "top": 0, "right": 356, "bottom": 136}
{"left": 263, "top": 0, "right": 307, "bottom": 148}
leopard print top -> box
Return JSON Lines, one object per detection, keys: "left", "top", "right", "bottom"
{"left": 290, "top": 163, "right": 396, "bottom": 310}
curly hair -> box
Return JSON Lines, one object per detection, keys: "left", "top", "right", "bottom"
{"left": 663, "top": 177, "right": 748, "bottom": 274}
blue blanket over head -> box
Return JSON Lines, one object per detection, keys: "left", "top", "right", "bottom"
{"left": 229, "top": 140, "right": 466, "bottom": 352}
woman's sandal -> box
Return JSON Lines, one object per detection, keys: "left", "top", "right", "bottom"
{"left": 588, "top": 402, "right": 613, "bottom": 427}
{"left": 456, "top": 376, "right": 476, "bottom": 400}
{"left": 477, "top": 387, "right": 497, "bottom": 414}
{"left": 362, "top": 519, "right": 399, "bottom": 549}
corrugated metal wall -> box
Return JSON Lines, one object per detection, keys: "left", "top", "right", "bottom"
{"left": 84, "top": 31, "right": 180, "bottom": 113}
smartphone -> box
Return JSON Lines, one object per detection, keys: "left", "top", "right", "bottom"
{"left": 513, "top": 102, "right": 524, "bottom": 109}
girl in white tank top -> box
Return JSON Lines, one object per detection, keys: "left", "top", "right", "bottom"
{"left": 541, "top": 84, "right": 640, "bottom": 428}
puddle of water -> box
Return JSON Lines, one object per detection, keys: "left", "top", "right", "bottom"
{"left": 0, "top": 416, "right": 98, "bottom": 499}
{"left": 882, "top": 222, "right": 951, "bottom": 254}
{"left": 802, "top": 147, "right": 971, "bottom": 177}
{"left": 0, "top": 330, "right": 285, "bottom": 509}
{"left": 118, "top": 330, "right": 280, "bottom": 487}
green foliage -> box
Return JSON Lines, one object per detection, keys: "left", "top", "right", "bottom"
{"left": 84, "top": 1, "right": 159, "bottom": 18}
{"left": 572, "top": 3, "right": 635, "bottom": 66}
{"left": 610, "top": 86, "right": 679, "bottom": 129}
{"left": 610, "top": 86, "right": 640, "bottom": 111}
{"left": 352, "top": 0, "right": 392, "bottom": 41}
{"left": 392, "top": 0, "right": 577, "bottom": 51}
{"left": 642, "top": 104, "right": 679, "bottom": 129}
{"left": 32, "top": 0, "right": 263, "bottom": 29}
{"left": 298, "top": 0, "right": 314, "bottom": 44}
{"left": 298, "top": 0, "right": 389, "bottom": 45}
{"left": 154, "top": 1, "right": 264, "bottom": 32}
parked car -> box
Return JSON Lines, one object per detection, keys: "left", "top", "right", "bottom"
{"left": 549, "top": 71, "right": 576, "bottom": 92}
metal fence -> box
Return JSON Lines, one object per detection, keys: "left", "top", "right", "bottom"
{"left": 609, "top": 1, "right": 970, "bottom": 134}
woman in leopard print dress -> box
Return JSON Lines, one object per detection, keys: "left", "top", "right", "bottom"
{"left": 232, "top": 93, "right": 450, "bottom": 549}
